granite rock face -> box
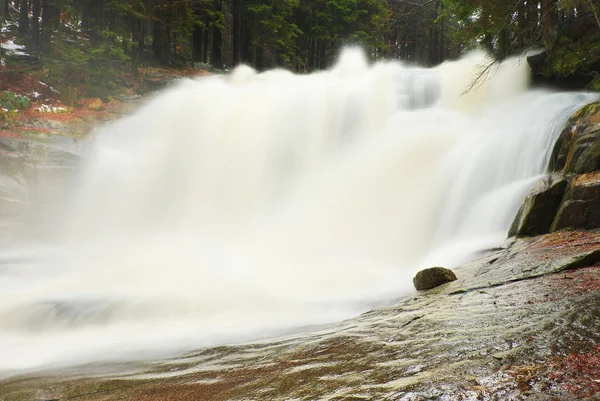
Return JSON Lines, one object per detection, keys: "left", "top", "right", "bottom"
{"left": 510, "top": 101, "right": 600, "bottom": 238}
{"left": 552, "top": 172, "right": 600, "bottom": 231}
{"left": 508, "top": 174, "right": 568, "bottom": 237}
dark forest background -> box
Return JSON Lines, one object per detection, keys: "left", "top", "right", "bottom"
{"left": 3, "top": 0, "right": 599, "bottom": 99}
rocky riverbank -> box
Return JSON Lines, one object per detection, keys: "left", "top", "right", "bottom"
{"left": 1, "top": 101, "right": 600, "bottom": 401}
{"left": 2, "top": 230, "right": 599, "bottom": 401}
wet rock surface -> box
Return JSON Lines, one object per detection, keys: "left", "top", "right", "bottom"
{"left": 0, "top": 98, "right": 144, "bottom": 237}
{"left": 413, "top": 266, "right": 457, "bottom": 290}
{"left": 552, "top": 172, "right": 600, "bottom": 232}
{"left": 508, "top": 174, "right": 568, "bottom": 237}
{"left": 2, "top": 230, "right": 600, "bottom": 401}
{"left": 512, "top": 100, "right": 600, "bottom": 237}
{"left": 550, "top": 101, "right": 600, "bottom": 174}
{"left": 3, "top": 101, "right": 600, "bottom": 401}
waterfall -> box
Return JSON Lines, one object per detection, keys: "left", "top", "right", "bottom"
{"left": 0, "top": 48, "right": 595, "bottom": 374}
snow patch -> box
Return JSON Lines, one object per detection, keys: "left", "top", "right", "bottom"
{"left": 37, "top": 104, "right": 67, "bottom": 113}
{"left": 1, "top": 40, "right": 28, "bottom": 56}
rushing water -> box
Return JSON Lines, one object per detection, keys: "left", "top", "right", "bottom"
{"left": 0, "top": 49, "right": 596, "bottom": 375}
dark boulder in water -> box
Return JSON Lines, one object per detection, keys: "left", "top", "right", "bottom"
{"left": 413, "top": 267, "right": 457, "bottom": 291}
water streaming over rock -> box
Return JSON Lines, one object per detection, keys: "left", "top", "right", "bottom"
{"left": 0, "top": 49, "right": 596, "bottom": 375}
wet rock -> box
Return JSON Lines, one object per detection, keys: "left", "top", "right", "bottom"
{"left": 413, "top": 267, "right": 457, "bottom": 291}
{"left": 550, "top": 101, "right": 600, "bottom": 173}
{"left": 508, "top": 174, "right": 568, "bottom": 238}
{"left": 552, "top": 172, "right": 600, "bottom": 231}
{"left": 565, "top": 125, "right": 600, "bottom": 174}
{"left": 514, "top": 100, "right": 600, "bottom": 239}
{"left": 2, "top": 231, "right": 600, "bottom": 401}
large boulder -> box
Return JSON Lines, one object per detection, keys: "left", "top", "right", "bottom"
{"left": 550, "top": 101, "right": 600, "bottom": 173}
{"left": 508, "top": 174, "right": 568, "bottom": 237}
{"left": 551, "top": 172, "right": 600, "bottom": 231}
{"left": 564, "top": 125, "right": 600, "bottom": 174}
{"left": 413, "top": 267, "right": 457, "bottom": 291}
{"left": 512, "top": 101, "right": 600, "bottom": 239}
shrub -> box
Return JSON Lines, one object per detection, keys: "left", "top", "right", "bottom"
{"left": 0, "top": 91, "right": 31, "bottom": 111}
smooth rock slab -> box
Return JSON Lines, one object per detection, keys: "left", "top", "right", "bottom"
{"left": 2, "top": 231, "right": 600, "bottom": 401}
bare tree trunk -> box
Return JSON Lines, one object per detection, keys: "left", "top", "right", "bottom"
{"left": 18, "top": 0, "right": 28, "bottom": 34}
{"left": 232, "top": 0, "right": 242, "bottom": 66}
{"left": 202, "top": 19, "right": 209, "bottom": 63}
{"left": 192, "top": 24, "right": 203, "bottom": 62}
{"left": 541, "top": 0, "right": 557, "bottom": 51}
{"left": 40, "top": 0, "right": 58, "bottom": 53}
{"left": 31, "top": 0, "right": 40, "bottom": 49}
{"left": 211, "top": 0, "right": 222, "bottom": 68}
{"left": 3, "top": 0, "right": 9, "bottom": 21}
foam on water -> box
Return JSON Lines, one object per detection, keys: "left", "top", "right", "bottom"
{"left": 0, "top": 48, "right": 596, "bottom": 375}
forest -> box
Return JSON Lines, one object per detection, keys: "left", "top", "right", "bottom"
{"left": 2, "top": 0, "right": 600, "bottom": 99}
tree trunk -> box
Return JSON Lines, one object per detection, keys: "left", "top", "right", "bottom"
{"left": 31, "top": 0, "right": 40, "bottom": 49}
{"left": 211, "top": 0, "right": 222, "bottom": 68}
{"left": 81, "top": 1, "right": 90, "bottom": 33}
{"left": 241, "top": 18, "right": 251, "bottom": 63}
{"left": 232, "top": 0, "right": 244, "bottom": 66}
{"left": 202, "top": 18, "right": 209, "bottom": 63}
{"left": 164, "top": 9, "right": 172, "bottom": 65}
{"left": 481, "top": 3, "right": 494, "bottom": 54}
{"left": 152, "top": 7, "right": 165, "bottom": 63}
{"left": 541, "top": 0, "right": 558, "bottom": 51}
{"left": 192, "top": 24, "right": 203, "bottom": 62}
{"left": 3, "top": 0, "right": 9, "bottom": 21}
{"left": 497, "top": 28, "right": 508, "bottom": 60}
{"left": 40, "top": 0, "right": 58, "bottom": 53}
{"left": 18, "top": 0, "right": 29, "bottom": 34}
{"left": 131, "top": 15, "right": 145, "bottom": 76}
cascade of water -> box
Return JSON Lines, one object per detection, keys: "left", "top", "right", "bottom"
{"left": 0, "top": 48, "right": 595, "bottom": 374}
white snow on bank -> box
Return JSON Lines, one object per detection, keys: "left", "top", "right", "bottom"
{"left": 1, "top": 40, "right": 28, "bottom": 56}
{"left": 37, "top": 104, "right": 67, "bottom": 113}
{"left": 38, "top": 81, "right": 60, "bottom": 93}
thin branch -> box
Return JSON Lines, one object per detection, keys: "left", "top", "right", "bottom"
{"left": 463, "top": 56, "right": 501, "bottom": 94}
{"left": 589, "top": 0, "right": 600, "bottom": 29}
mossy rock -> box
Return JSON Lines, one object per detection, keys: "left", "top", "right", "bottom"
{"left": 571, "top": 101, "right": 600, "bottom": 121}
{"left": 550, "top": 102, "right": 600, "bottom": 173}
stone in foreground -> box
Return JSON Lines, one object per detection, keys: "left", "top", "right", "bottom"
{"left": 413, "top": 266, "right": 457, "bottom": 290}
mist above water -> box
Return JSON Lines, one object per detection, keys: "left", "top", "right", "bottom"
{"left": 0, "top": 48, "right": 595, "bottom": 375}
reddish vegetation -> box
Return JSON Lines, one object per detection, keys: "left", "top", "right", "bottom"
{"left": 547, "top": 266, "right": 600, "bottom": 294}
{"left": 549, "top": 345, "right": 600, "bottom": 397}
{"left": 0, "top": 71, "right": 58, "bottom": 101}
{"left": 535, "top": 230, "right": 600, "bottom": 252}
{"left": 0, "top": 129, "right": 22, "bottom": 138}
{"left": 524, "top": 265, "right": 600, "bottom": 305}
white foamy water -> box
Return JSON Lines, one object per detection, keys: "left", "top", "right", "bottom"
{"left": 0, "top": 49, "right": 596, "bottom": 375}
